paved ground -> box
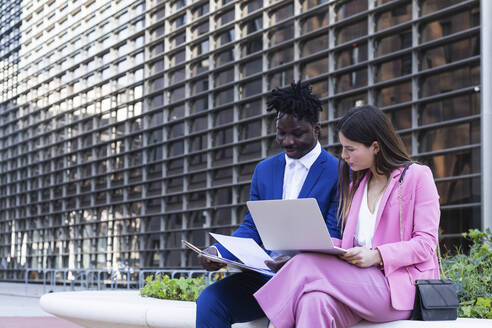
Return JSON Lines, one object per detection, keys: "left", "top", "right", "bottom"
{"left": 0, "top": 282, "right": 83, "bottom": 328}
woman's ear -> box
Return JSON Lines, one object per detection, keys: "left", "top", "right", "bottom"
{"left": 371, "top": 141, "right": 380, "bottom": 154}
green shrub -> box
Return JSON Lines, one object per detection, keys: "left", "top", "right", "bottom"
{"left": 140, "top": 274, "right": 208, "bottom": 301}
{"left": 442, "top": 228, "right": 492, "bottom": 319}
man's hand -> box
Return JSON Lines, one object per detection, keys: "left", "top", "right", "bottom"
{"left": 198, "top": 246, "right": 226, "bottom": 271}
{"left": 264, "top": 255, "right": 291, "bottom": 272}
{"left": 339, "top": 247, "right": 382, "bottom": 268}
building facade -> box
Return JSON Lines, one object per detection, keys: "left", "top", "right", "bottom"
{"left": 0, "top": 0, "right": 487, "bottom": 282}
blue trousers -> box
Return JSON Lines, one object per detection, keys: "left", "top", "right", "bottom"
{"left": 196, "top": 271, "right": 271, "bottom": 328}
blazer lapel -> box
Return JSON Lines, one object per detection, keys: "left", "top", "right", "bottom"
{"left": 297, "top": 151, "right": 327, "bottom": 198}
{"left": 373, "top": 168, "right": 402, "bottom": 233}
{"left": 272, "top": 155, "right": 286, "bottom": 199}
{"left": 341, "top": 173, "right": 370, "bottom": 249}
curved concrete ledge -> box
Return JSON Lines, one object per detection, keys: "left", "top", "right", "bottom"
{"left": 40, "top": 291, "right": 491, "bottom": 328}
{"left": 40, "top": 291, "right": 266, "bottom": 328}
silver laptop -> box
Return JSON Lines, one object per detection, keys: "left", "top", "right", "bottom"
{"left": 246, "top": 198, "right": 346, "bottom": 254}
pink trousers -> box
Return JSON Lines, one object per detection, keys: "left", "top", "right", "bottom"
{"left": 254, "top": 253, "right": 411, "bottom": 328}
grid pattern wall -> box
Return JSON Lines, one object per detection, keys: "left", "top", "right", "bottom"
{"left": 0, "top": 0, "right": 481, "bottom": 281}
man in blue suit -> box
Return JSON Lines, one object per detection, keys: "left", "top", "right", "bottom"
{"left": 196, "top": 81, "right": 340, "bottom": 328}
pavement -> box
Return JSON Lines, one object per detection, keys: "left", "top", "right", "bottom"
{"left": 0, "top": 282, "right": 83, "bottom": 328}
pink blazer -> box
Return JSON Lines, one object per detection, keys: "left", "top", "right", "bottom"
{"left": 337, "top": 164, "right": 440, "bottom": 310}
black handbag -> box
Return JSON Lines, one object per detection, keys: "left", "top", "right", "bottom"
{"left": 398, "top": 163, "right": 459, "bottom": 321}
{"left": 411, "top": 279, "right": 459, "bottom": 320}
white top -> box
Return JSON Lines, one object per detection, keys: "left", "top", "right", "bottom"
{"left": 354, "top": 181, "right": 383, "bottom": 249}
{"left": 282, "top": 142, "right": 322, "bottom": 200}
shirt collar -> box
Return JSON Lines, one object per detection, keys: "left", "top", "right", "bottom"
{"left": 284, "top": 142, "right": 321, "bottom": 170}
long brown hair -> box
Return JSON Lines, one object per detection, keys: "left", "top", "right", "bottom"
{"left": 337, "top": 105, "right": 412, "bottom": 229}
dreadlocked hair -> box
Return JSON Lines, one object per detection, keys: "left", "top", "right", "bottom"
{"left": 266, "top": 81, "right": 323, "bottom": 123}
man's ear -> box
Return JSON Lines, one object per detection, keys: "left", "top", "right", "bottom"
{"left": 314, "top": 123, "right": 321, "bottom": 138}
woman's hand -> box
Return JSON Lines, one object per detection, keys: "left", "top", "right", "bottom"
{"left": 339, "top": 247, "right": 382, "bottom": 268}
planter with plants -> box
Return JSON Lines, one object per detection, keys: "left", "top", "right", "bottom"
{"left": 442, "top": 229, "right": 492, "bottom": 319}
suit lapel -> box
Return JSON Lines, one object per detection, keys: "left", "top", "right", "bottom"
{"left": 297, "top": 151, "right": 327, "bottom": 198}
{"left": 272, "top": 155, "right": 286, "bottom": 199}
{"left": 341, "top": 173, "right": 369, "bottom": 249}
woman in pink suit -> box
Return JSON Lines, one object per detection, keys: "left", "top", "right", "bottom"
{"left": 253, "top": 105, "right": 440, "bottom": 328}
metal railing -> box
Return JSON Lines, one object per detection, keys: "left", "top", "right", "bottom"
{"left": 23, "top": 267, "right": 230, "bottom": 296}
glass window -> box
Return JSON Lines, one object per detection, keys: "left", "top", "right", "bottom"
{"left": 241, "top": 16, "right": 263, "bottom": 36}
{"left": 335, "top": 0, "right": 368, "bottom": 21}
{"left": 269, "top": 2, "right": 294, "bottom": 24}
{"left": 239, "top": 121, "right": 261, "bottom": 141}
{"left": 170, "top": 32, "right": 186, "bottom": 48}
{"left": 419, "top": 36, "right": 480, "bottom": 70}
{"left": 241, "top": 57, "right": 262, "bottom": 77}
{"left": 420, "top": 0, "right": 467, "bottom": 16}
{"left": 334, "top": 42, "right": 368, "bottom": 69}
{"left": 191, "top": 96, "right": 208, "bottom": 114}
{"left": 420, "top": 65, "right": 480, "bottom": 98}
{"left": 192, "top": 21, "right": 209, "bottom": 37}
{"left": 192, "top": 3, "right": 209, "bottom": 19}
{"left": 375, "top": 81, "right": 412, "bottom": 107}
{"left": 214, "top": 88, "right": 234, "bottom": 106}
{"left": 334, "top": 93, "right": 367, "bottom": 118}
{"left": 217, "top": 9, "right": 235, "bottom": 27}
{"left": 375, "top": 1, "right": 412, "bottom": 31}
{"left": 213, "top": 128, "right": 233, "bottom": 146}
{"left": 189, "top": 151, "right": 207, "bottom": 169}
{"left": 191, "top": 59, "right": 210, "bottom": 75}
{"left": 191, "top": 78, "right": 209, "bottom": 95}
{"left": 169, "top": 50, "right": 186, "bottom": 65}
{"left": 269, "top": 23, "right": 294, "bottom": 46}
{"left": 386, "top": 106, "right": 412, "bottom": 130}
{"left": 191, "top": 40, "right": 209, "bottom": 56}
{"left": 215, "top": 68, "right": 234, "bottom": 86}
{"left": 420, "top": 8, "right": 480, "bottom": 43}
{"left": 170, "top": 68, "right": 186, "bottom": 84}
{"left": 301, "top": 8, "right": 329, "bottom": 34}
{"left": 375, "top": 55, "right": 412, "bottom": 82}
{"left": 190, "top": 115, "right": 208, "bottom": 133}
{"left": 375, "top": 30, "right": 412, "bottom": 57}
{"left": 169, "top": 104, "right": 185, "bottom": 120}
{"left": 269, "top": 46, "right": 293, "bottom": 68}
{"left": 216, "top": 28, "right": 235, "bottom": 47}
{"left": 215, "top": 48, "right": 234, "bottom": 67}
{"left": 169, "top": 122, "right": 185, "bottom": 139}
{"left": 150, "top": 43, "right": 164, "bottom": 57}
{"left": 151, "top": 25, "right": 165, "bottom": 40}
{"left": 418, "top": 121, "right": 480, "bottom": 153}
{"left": 149, "top": 77, "right": 164, "bottom": 92}
{"left": 169, "top": 86, "right": 185, "bottom": 103}
{"left": 301, "top": 57, "right": 329, "bottom": 79}
{"left": 214, "top": 107, "right": 233, "bottom": 126}
{"left": 268, "top": 68, "right": 294, "bottom": 89}
{"left": 241, "top": 36, "right": 262, "bottom": 56}
{"left": 240, "top": 100, "right": 262, "bottom": 119}
{"left": 335, "top": 19, "right": 367, "bottom": 45}
{"left": 419, "top": 92, "right": 480, "bottom": 125}
{"left": 172, "top": 14, "right": 187, "bottom": 29}
{"left": 150, "top": 60, "right": 164, "bottom": 74}
{"left": 240, "top": 79, "right": 262, "bottom": 99}
{"left": 241, "top": 0, "right": 262, "bottom": 15}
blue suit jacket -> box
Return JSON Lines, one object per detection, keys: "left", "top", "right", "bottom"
{"left": 215, "top": 148, "right": 341, "bottom": 260}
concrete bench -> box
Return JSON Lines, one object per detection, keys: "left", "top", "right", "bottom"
{"left": 40, "top": 290, "right": 491, "bottom": 328}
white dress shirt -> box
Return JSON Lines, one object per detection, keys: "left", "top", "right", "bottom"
{"left": 282, "top": 142, "right": 322, "bottom": 200}
{"left": 214, "top": 142, "right": 322, "bottom": 259}
{"left": 354, "top": 181, "right": 382, "bottom": 249}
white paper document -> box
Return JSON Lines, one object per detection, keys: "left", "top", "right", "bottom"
{"left": 209, "top": 233, "right": 273, "bottom": 270}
